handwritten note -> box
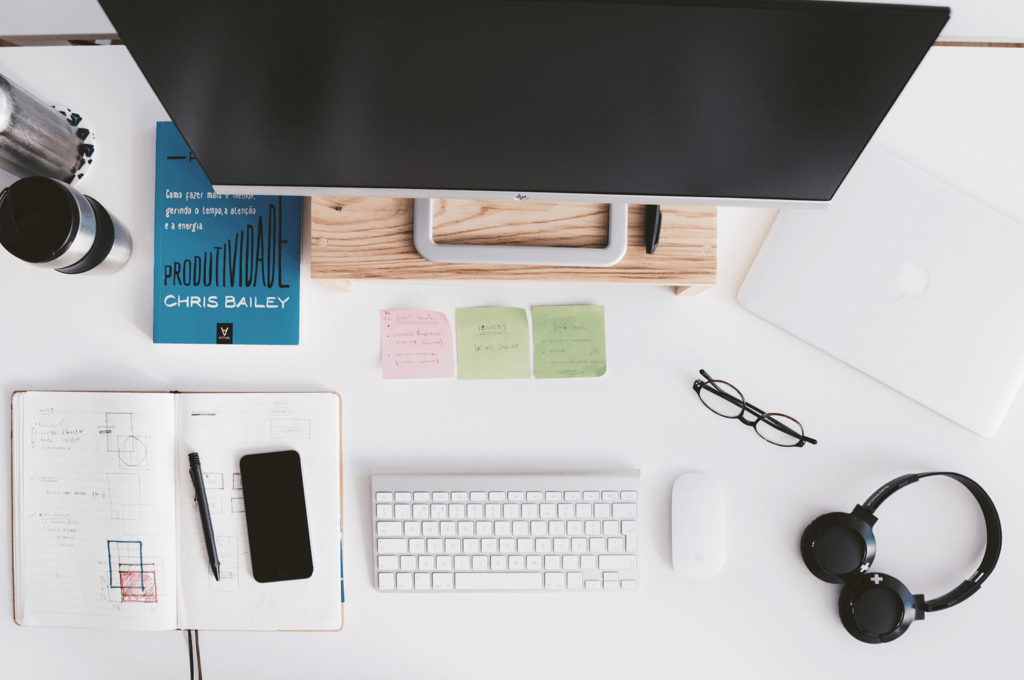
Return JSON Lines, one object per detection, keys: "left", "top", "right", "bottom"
{"left": 532, "top": 305, "right": 607, "bottom": 378}
{"left": 456, "top": 307, "right": 531, "bottom": 380}
{"left": 380, "top": 310, "right": 455, "bottom": 379}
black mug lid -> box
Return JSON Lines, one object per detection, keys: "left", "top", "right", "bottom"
{"left": 0, "top": 177, "right": 78, "bottom": 263}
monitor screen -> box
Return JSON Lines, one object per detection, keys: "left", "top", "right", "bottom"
{"left": 100, "top": 0, "right": 948, "bottom": 205}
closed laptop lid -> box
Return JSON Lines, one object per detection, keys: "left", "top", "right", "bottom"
{"left": 738, "top": 144, "right": 1024, "bottom": 436}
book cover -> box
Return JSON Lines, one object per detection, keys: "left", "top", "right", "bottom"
{"left": 153, "top": 122, "right": 300, "bottom": 344}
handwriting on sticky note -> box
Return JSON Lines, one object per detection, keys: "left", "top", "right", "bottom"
{"left": 532, "top": 305, "right": 606, "bottom": 378}
{"left": 455, "top": 307, "right": 531, "bottom": 380}
{"left": 380, "top": 310, "right": 455, "bottom": 379}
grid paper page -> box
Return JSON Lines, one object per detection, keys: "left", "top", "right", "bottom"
{"left": 174, "top": 393, "right": 341, "bottom": 631}
{"left": 15, "top": 392, "right": 178, "bottom": 630}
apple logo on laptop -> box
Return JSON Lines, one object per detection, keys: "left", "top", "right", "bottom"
{"left": 895, "top": 260, "right": 929, "bottom": 299}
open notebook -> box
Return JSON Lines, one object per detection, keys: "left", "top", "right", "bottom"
{"left": 11, "top": 391, "right": 343, "bottom": 631}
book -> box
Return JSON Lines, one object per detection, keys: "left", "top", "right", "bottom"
{"left": 12, "top": 391, "right": 343, "bottom": 631}
{"left": 153, "top": 122, "right": 301, "bottom": 344}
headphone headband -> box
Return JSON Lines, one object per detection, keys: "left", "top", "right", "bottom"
{"left": 860, "top": 472, "right": 1002, "bottom": 612}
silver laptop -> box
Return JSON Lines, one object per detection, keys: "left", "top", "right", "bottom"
{"left": 738, "top": 144, "right": 1024, "bottom": 436}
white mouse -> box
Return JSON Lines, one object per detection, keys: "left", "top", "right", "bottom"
{"left": 672, "top": 473, "right": 725, "bottom": 579}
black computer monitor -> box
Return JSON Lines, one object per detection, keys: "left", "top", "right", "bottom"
{"left": 101, "top": 0, "right": 948, "bottom": 208}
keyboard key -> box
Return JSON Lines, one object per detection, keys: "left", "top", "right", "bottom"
{"left": 512, "top": 521, "right": 529, "bottom": 536}
{"left": 419, "top": 556, "right": 434, "bottom": 570}
{"left": 376, "top": 492, "right": 393, "bottom": 502}
{"left": 602, "top": 491, "right": 619, "bottom": 501}
{"left": 422, "top": 522, "right": 439, "bottom": 536}
{"left": 379, "top": 573, "right": 395, "bottom": 590}
{"left": 603, "top": 571, "right": 619, "bottom": 581}
{"left": 432, "top": 492, "right": 449, "bottom": 502}
{"left": 545, "top": 573, "right": 566, "bottom": 589}
{"left": 594, "top": 503, "right": 611, "bottom": 519}
{"left": 451, "top": 492, "right": 469, "bottom": 502}
{"left": 622, "top": 521, "right": 637, "bottom": 552}
{"left": 409, "top": 539, "right": 426, "bottom": 554}
{"left": 603, "top": 580, "right": 619, "bottom": 589}
{"left": 585, "top": 580, "right": 601, "bottom": 589}
{"left": 414, "top": 492, "right": 430, "bottom": 502}
{"left": 470, "top": 491, "right": 487, "bottom": 502}
{"left": 522, "top": 504, "right": 539, "bottom": 519}
{"left": 449, "top": 504, "right": 465, "bottom": 519}
{"left": 621, "top": 491, "right": 637, "bottom": 501}
{"left": 395, "top": 492, "right": 412, "bottom": 502}
{"left": 413, "top": 504, "right": 429, "bottom": 519}
{"left": 567, "top": 521, "right": 584, "bottom": 536}
{"left": 468, "top": 504, "right": 483, "bottom": 519}
{"left": 568, "top": 572, "right": 584, "bottom": 589}
{"left": 445, "top": 538, "right": 461, "bottom": 553}
{"left": 517, "top": 538, "right": 534, "bottom": 553}
{"left": 585, "top": 521, "right": 601, "bottom": 536}
{"left": 565, "top": 491, "right": 582, "bottom": 501}
{"left": 395, "top": 504, "right": 412, "bottom": 519}
{"left": 476, "top": 521, "right": 492, "bottom": 535}
{"left": 464, "top": 538, "right": 480, "bottom": 553}
{"left": 436, "top": 555, "right": 452, "bottom": 570}
{"left": 508, "top": 491, "right": 525, "bottom": 501}
{"left": 621, "top": 579, "right": 637, "bottom": 589}
{"left": 494, "top": 521, "right": 512, "bottom": 536}
{"left": 378, "top": 538, "right": 407, "bottom": 553}
{"left": 415, "top": 573, "right": 431, "bottom": 589}
{"left": 400, "top": 555, "right": 416, "bottom": 571}
{"left": 427, "top": 538, "right": 443, "bottom": 553}
{"left": 563, "top": 555, "right": 579, "bottom": 570}
{"left": 576, "top": 503, "right": 592, "bottom": 518}
{"left": 485, "top": 504, "right": 501, "bottom": 519}
{"left": 581, "top": 555, "right": 597, "bottom": 570}
{"left": 503, "top": 504, "right": 520, "bottom": 519}
{"left": 377, "top": 504, "right": 393, "bottom": 519}
{"left": 489, "top": 491, "right": 506, "bottom": 501}
{"left": 405, "top": 521, "right": 421, "bottom": 536}
{"left": 456, "top": 573, "right": 543, "bottom": 590}
{"left": 583, "top": 491, "right": 600, "bottom": 501}
{"left": 396, "top": 572, "right": 413, "bottom": 590}
{"left": 549, "top": 521, "right": 565, "bottom": 536}
{"left": 612, "top": 503, "right": 637, "bottom": 518}
{"left": 572, "top": 538, "right": 588, "bottom": 553}
{"left": 527, "top": 491, "right": 543, "bottom": 501}
{"left": 499, "top": 538, "right": 515, "bottom": 553}
{"left": 589, "top": 537, "right": 606, "bottom": 553}
{"left": 455, "top": 556, "right": 470, "bottom": 570}
{"left": 433, "top": 573, "right": 453, "bottom": 589}
{"left": 482, "top": 538, "right": 498, "bottom": 553}
{"left": 431, "top": 504, "right": 447, "bottom": 519}
{"left": 509, "top": 555, "right": 525, "bottom": 570}
{"left": 599, "top": 555, "right": 638, "bottom": 570}
{"left": 527, "top": 555, "right": 542, "bottom": 570}
{"left": 540, "top": 504, "right": 557, "bottom": 519}
{"left": 535, "top": 538, "right": 552, "bottom": 553}
{"left": 377, "top": 521, "right": 402, "bottom": 537}
{"left": 546, "top": 491, "right": 561, "bottom": 501}
{"left": 440, "top": 521, "right": 457, "bottom": 536}
{"left": 608, "top": 537, "right": 624, "bottom": 553}
{"left": 531, "top": 521, "right": 547, "bottom": 536}
{"left": 554, "top": 538, "right": 570, "bottom": 553}
{"left": 379, "top": 555, "right": 399, "bottom": 570}
{"left": 603, "top": 520, "right": 619, "bottom": 536}
{"left": 558, "top": 504, "right": 574, "bottom": 519}
{"left": 458, "top": 521, "right": 474, "bottom": 536}
{"left": 472, "top": 556, "right": 488, "bottom": 570}
{"left": 491, "top": 555, "right": 507, "bottom": 570}
{"left": 544, "top": 555, "right": 560, "bottom": 570}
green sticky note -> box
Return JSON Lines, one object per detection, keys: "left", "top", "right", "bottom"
{"left": 532, "top": 305, "right": 607, "bottom": 379}
{"left": 456, "top": 307, "right": 531, "bottom": 380}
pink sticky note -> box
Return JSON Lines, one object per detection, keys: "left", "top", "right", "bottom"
{"left": 380, "top": 309, "right": 455, "bottom": 379}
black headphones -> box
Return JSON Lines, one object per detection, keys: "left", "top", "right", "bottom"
{"left": 801, "top": 472, "right": 1002, "bottom": 643}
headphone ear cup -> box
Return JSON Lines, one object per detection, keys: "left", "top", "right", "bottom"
{"left": 801, "top": 511, "right": 876, "bottom": 584}
{"left": 839, "top": 573, "right": 917, "bottom": 643}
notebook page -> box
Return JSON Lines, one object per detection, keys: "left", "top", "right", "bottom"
{"left": 14, "top": 392, "right": 178, "bottom": 629}
{"left": 174, "top": 393, "right": 341, "bottom": 631}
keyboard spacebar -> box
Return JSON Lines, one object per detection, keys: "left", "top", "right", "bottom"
{"left": 455, "top": 572, "right": 544, "bottom": 590}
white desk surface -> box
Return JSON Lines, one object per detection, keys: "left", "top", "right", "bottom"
{"left": 1, "top": 45, "right": 1023, "bottom": 679}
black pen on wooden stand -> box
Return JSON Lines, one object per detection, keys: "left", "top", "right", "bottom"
{"left": 188, "top": 452, "right": 221, "bottom": 580}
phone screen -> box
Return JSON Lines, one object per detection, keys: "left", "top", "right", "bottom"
{"left": 239, "top": 450, "right": 314, "bottom": 583}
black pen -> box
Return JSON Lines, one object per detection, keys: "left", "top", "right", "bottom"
{"left": 188, "top": 452, "right": 221, "bottom": 580}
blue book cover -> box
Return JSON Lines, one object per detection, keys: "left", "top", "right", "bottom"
{"left": 153, "top": 122, "right": 300, "bottom": 344}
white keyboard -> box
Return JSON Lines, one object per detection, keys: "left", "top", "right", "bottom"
{"left": 371, "top": 471, "right": 640, "bottom": 592}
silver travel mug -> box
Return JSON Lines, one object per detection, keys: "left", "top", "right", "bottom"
{"left": 0, "top": 176, "right": 132, "bottom": 275}
{"left": 0, "top": 72, "right": 87, "bottom": 182}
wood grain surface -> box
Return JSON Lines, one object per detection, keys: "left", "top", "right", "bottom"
{"left": 310, "top": 197, "right": 716, "bottom": 291}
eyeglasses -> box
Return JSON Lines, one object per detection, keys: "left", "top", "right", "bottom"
{"left": 692, "top": 370, "right": 817, "bottom": 447}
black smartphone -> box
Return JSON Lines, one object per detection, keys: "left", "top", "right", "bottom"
{"left": 239, "top": 450, "right": 314, "bottom": 583}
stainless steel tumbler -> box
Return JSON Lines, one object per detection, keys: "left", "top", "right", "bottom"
{"left": 0, "top": 72, "right": 87, "bottom": 182}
